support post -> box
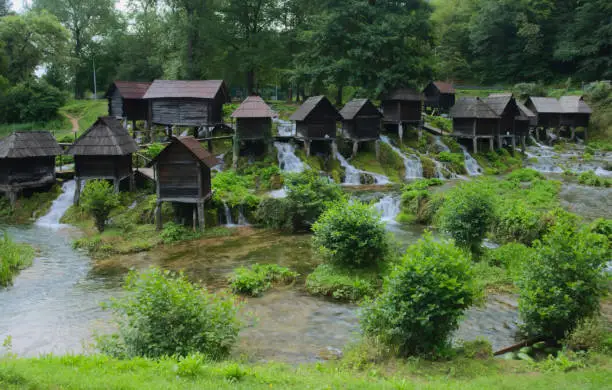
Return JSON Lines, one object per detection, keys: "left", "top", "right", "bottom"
{"left": 304, "top": 140, "right": 311, "bottom": 157}
{"left": 197, "top": 201, "right": 205, "bottom": 231}
{"left": 8, "top": 191, "right": 17, "bottom": 209}
{"left": 521, "top": 136, "right": 526, "bottom": 155}
{"left": 497, "top": 135, "right": 502, "bottom": 149}
{"left": 155, "top": 201, "right": 162, "bottom": 230}
{"left": 472, "top": 138, "right": 478, "bottom": 154}
{"left": 113, "top": 178, "right": 120, "bottom": 193}
{"left": 398, "top": 122, "right": 404, "bottom": 144}
{"left": 489, "top": 138, "right": 494, "bottom": 152}
{"left": 232, "top": 136, "right": 240, "bottom": 168}
{"left": 132, "top": 120, "right": 137, "bottom": 138}
{"left": 129, "top": 173, "right": 135, "bottom": 192}
{"left": 207, "top": 139, "right": 213, "bottom": 153}
{"left": 570, "top": 127, "right": 575, "bottom": 141}
{"left": 351, "top": 141, "right": 359, "bottom": 158}
{"left": 331, "top": 140, "right": 338, "bottom": 157}
{"left": 511, "top": 136, "right": 516, "bottom": 153}
{"left": 192, "top": 205, "right": 197, "bottom": 232}
{"left": 74, "top": 178, "right": 81, "bottom": 205}
{"left": 375, "top": 140, "right": 381, "bottom": 160}
{"left": 193, "top": 126, "right": 198, "bottom": 138}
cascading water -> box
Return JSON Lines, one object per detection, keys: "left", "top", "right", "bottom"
{"left": 223, "top": 202, "right": 248, "bottom": 227}
{"left": 273, "top": 118, "right": 296, "bottom": 137}
{"left": 212, "top": 153, "right": 225, "bottom": 172}
{"left": 274, "top": 142, "right": 305, "bottom": 173}
{"left": 460, "top": 145, "right": 483, "bottom": 176}
{"left": 373, "top": 195, "right": 400, "bottom": 223}
{"left": 379, "top": 136, "right": 423, "bottom": 179}
{"left": 434, "top": 136, "right": 451, "bottom": 152}
{"left": 334, "top": 152, "right": 390, "bottom": 185}
{"left": 525, "top": 138, "right": 611, "bottom": 175}
{"left": 35, "top": 180, "right": 76, "bottom": 229}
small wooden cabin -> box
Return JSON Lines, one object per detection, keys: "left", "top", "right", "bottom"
{"left": 143, "top": 80, "right": 230, "bottom": 130}
{"left": 66, "top": 117, "right": 139, "bottom": 204}
{"left": 450, "top": 97, "right": 500, "bottom": 152}
{"left": 423, "top": 81, "right": 456, "bottom": 112}
{"left": 340, "top": 99, "right": 382, "bottom": 156}
{"left": 290, "top": 96, "right": 341, "bottom": 156}
{"left": 230, "top": 95, "right": 276, "bottom": 166}
{"left": 106, "top": 81, "right": 151, "bottom": 123}
{"left": 559, "top": 96, "right": 591, "bottom": 128}
{"left": 148, "top": 136, "right": 219, "bottom": 230}
{"left": 525, "top": 97, "right": 562, "bottom": 129}
{"left": 484, "top": 94, "right": 520, "bottom": 148}
{"left": 0, "top": 131, "right": 62, "bottom": 206}
{"left": 380, "top": 88, "right": 423, "bottom": 142}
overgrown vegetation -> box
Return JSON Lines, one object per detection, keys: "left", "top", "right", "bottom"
{"left": 228, "top": 264, "right": 298, "bottom": 297}
{"left": 398, "top": 178, "right": 444, "bottom": 224}
{"left": 578, "top": 171, "right": 611, "bottom": 187}
{"left": 0, "top": 233, "right": 35, "bottom": 287}
{"left": 80, "top": 180, "right": 120, "bottom": 232}
{"left": 0, "top": 184, "right": 61, "bottom": 224}
{"left": 305, "top": 264, "right": 380, "bottom": 302}
{"left": 97, "top": 268, "right": 241, "bottom": 360}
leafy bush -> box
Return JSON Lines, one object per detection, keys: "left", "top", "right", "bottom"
{"left": 589, "top": 218, "right": 612, "bottom": 240}
{"left": 98, "top": 268, "right": 241, "bottom": 359}
{"left": 437, "top": 182, "right": 495, "bottom": 253}
{"left": 228, "top": 264, "right": 298, "bottom": 296}
{"left": 0, "top": 78, "right": 67, "bottom": 123}
{"left": 212, "top": 171, "right": 261, "bottom": 209}
{"left": 143, "top": 143, "right": 165, "bottom": 160}
{"left": 80, "top": 180, "right": 120, "bottom": 232}
{"left": 563, "top": 316, "right": 611, "bottom": 353}
{"left": 361, "top": 234, "right": 477, "bottom": 357}
{"left": 512, "top": 83, "right": 547, "bottom": 100}
{"left": 160, "top": 222, "right": 188, "bottom": 244}
{"left": 254, "top": 198, "right": 294, "bottom": 231}
{"left": 578, "top": 171, "right": 610, "bottom": 187}
{"left": 305, "top": 264, "right": 379, "bottom": 302}
{"left": 518, "top": 221, "right": 609, "bottom": 340}
{"left": 437, "top": 152, "right": 466, "bottom": 174}
{"left": 492, "top": 201, "right": 548, "bottom": 245}
{"left": 399, "top": 179, "right": 443, "bottom": 224}
{"left": 507, "top": 168, "right": 545, "bottom": 182}
{"left": 0, "top": 232, "right": 35, "bottom": 287}
{"left": 457, "top": 339, "right": 493, "bottom": 360}
{"left": 484, "top": 243, "right": 535, "bottom": 282}
{"left": 312, "top": 201, "right": 389, "bottom": 269}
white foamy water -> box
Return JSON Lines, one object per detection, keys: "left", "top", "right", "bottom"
{"left": 274, "top": 142, "right": 305, "bottom": 173}
{"left": 273, "top": 118, "right": 296, "bottom": 137}
{"left": 334, "top": 152, "right": 390, "bottom": 185}
{"left": 223, "top": 202, "right": 249, "bottom": 227}
{"left": 460, "top": 145, "right": 482, "bottom": 176}
{"left": 380, "top": 136, "right": 423, "bottom": 179}
{"left": 525, "top": 140, "right": 612, "bottom": 176}
{"left": 35, "top": 180, "right": 76, "bottom": 229}
{"left": 435, "top": 136, "right": 451, "bottom": 152}
{"left": 373, "top": 195, "right": 400, "bottom": 223}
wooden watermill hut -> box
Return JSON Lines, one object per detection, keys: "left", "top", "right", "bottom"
{"left": 339, "top": 98, "right": 382, "bottom": 157}
{"left": 450, "top": 97, "right": 500, "bottom": 153}
{"left": 380, "top": 88, "right": 423, "bottom": 142}
{"left": 105, "top": 81, "right": 151, "bottom": 130}
{"left": 515, "top": 101, "right": 536, "bottom": 150}
{"left": 66, "top": 117, "right": 139, "bottom": 204}
{"left": 484, "top": 93, "right": 520, "bottom": 149}
{"left": 230, "top": 95, "right": 276, "bottom": 166}
{"left": 143, "top": 80, "right": 230, "bottom": 136}
{"left": 559, "top": 95, "right": 591, "bottom": 140}
{"left": 147, "top": 136, "right": 218, "bottom": 230}
{"left": 290, "top": 96, "right": 341, "bottom": 156}
{"left": 525, "top": 97, "right": 562, "bottom": 129}
{"left": 423, "top": 81, "right": 456, "bottom": 113}
{"left": 0, "top": 131, "right": 62, "bottom": 206}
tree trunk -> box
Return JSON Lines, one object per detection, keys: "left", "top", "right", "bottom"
{"left": 74, "top": 30, "right": 83, "bottom": 99}
{"left": 336, "top": 85, "right": 343, "bottom": 106}
{"left": 246, "top": 69, "right": 255, "bottom": 95}
{"left": 287, "top": 86, "right": 293, "bottom": 102}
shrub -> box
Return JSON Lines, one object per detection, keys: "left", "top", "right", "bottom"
{"left": 212, "top": 171, "right": 261, "bottom": 209}
{"left": 399, "top": 179, "right": 442, "bottom": 224}
{"left": 80, "top": 180, "right": 120, "bottom": 232}
{"left": 518, "top": 221, "right": 609, "bottom": 340}
{"left": 143, "top": 143, "right": 165, "bottom": 160}
{"left": 361, "top": 234, "right": 477, "bottom": 357}
{"left": 98, "top": 268, "right": 241, "bottom": 359}
{"left": 254, "top": 198, "right": 294, "bottom": 231}
{"left": 563, "top": 316, "right": 611, "bottom": 353}
{"left": 228, "top": 264, "right": 298, "bottom": 296}
{"left": 305, "top": 264, "right": 379, "bottom": 302}
{"left": 484, "top": 243, "right": 535, "bottom": 282}
{"left": 507, "top": 168, "right": 544, "bottom": 182}
{"left": 437, "top": 182, "right": 495, "bottom": 253}
{"left": 160, "top": 222, "right": 188, "bottom": 244}
{"left": 0, "top": 78, "right": 67, "bottom": 123}
{"left": 492, "top": 201, "right": 548, "bottom": 245}
{"left": 313, "top": 201, "right": 389, "bottom": 269}
{"left": 578, "top": 171, "right": 610, "bottom": 187}
{"left": 589, "top": 218, "right": 612, "bottom": 240}
{"left": 437, "top": 152, "right": 466, "bottom": 174}
{"left": 457, "top": 338, "right": 493, "bottom": 360}
{"left": 512, "top": 82, "right": 547, "bottom": 101}
{"left": 0, "top": 232, "right": 35, "bottom": 287}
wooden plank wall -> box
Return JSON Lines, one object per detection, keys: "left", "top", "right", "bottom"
{"left": 157, "top": 145, "right": 201, "bottom": 200}
{"left": 5, "top": 157, "right": 55, "bottom": 185}
{"left": 110, "top": 89, "right": 124, "bottom": 117}
{"left": 151, "top": 99, "right": 210, "bottom": 126}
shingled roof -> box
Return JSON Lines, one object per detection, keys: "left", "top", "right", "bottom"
{"left": 106, "top": 81, "right": 151, "bottom": 99}
{"left": 433, "top": 81, "right": 455, "bottom": 94}
{"left": 381, "top": 88, "right": 423, "bottom": 101}
{"left": 143, "top": 80, "right": 229, "bottom": 101}
{"left": 0, "top": 131, "right": 62, "bottom": 159}
{"left": 559, "top": 96, "right": 592, "bottom": 114}
{"left": 148, "top": 136, "right": 219, "bottom": 168}
{"left": 66, "top": 117, "right": 138, "bottom": 156}
{"left": 290, "top": 96, "right": 340, "bottom": 121}
{"left": 527, "top": 97, "right": 563, "bottom": 114}
{"left": 339, "top": 99, "right": 382, "bottom": 120}
{"left": 450, "top": 97, "right": 499, "bottom": 119}
{"left": 231, "top": 96, "right": 276, "bottom": 118}
{"left": 484, "top": 94, "right": 515, "bottom": 116}
{"left": 516, "top": 101, "right": 536, "bottom": 118}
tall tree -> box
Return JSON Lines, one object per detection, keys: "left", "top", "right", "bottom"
{"left": 0, "top": 0, "right": 12, "bottom": 17}
{"left": 33, "top": 0, "right": 116, "bottom": 97}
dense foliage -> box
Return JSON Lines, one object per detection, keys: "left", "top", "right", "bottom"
{"left": 228, "top": 264, "right": 298, "bottom": 297}
{"left": 518, "top": 220, "right": 609, "bottom": 340}
{"left": 80, "top": 180, "right": 120, "bottom": 232}
{"left": 361, "top": 234, "right": 477, "bottom": 357}
{"left": 98, "top": 268, "right": 241, "bottom": 359}
{"left": 305, "top": 264, "right": 379, "bottom": 302}
{"left": 0, "top": 232, "right": 35, "bottom": 287}
{"left": 312, "top": 201, "right": 389, "bottom": 269}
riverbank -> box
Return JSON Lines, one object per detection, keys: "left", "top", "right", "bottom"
{"left": 1, "top": 353, "right": 610, "bottom": 390}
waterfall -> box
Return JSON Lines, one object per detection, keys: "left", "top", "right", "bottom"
{"left": 433, "top": 158, "right": 455, "bottom": 179}
{"left": 35, "top": 180, "right": 76, "bottom": 229}
{"left": 334, "top": 152, "right": 390, "bottom": 185}
{"left": 273, "top": 118, "right": 296, "bottom": 137}
{"left": 373, "top": 195, "right": 400, "bottom": 223}
{"left": 212, "top": 153, "right": 225, "bottom": 172}
{"left": 379, "top": 136, "right": 423, "bottom": 179}
{"left": 460, "top": 145, "right": 482, "bottom": 176}
{"left": 274, "top": 142, "right": 305, "bottom": 173}
{"left": 434, "top": 136, "right": 451, "bottom": 152}
{"left": 223, "top": 202, "right": 248, "bottom": 227}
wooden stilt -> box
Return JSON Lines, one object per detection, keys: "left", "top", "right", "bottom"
{"left": 129, "top": 173, "right": 135, "bottom": 192}
{"left": 232, "top": 136, "right": 240, "bottom": 168}
{"left": 521, "top": 136, "right": 526, "bottom": 155}
{"left": 398, "top": 122, "right": 404, "bottom": 144}
{"left": 155, "top": 201, "right": 162, "bottom": 230}
{"left": 74, "top": 178, "right": 81, "bottom": 205}
{"left": 473, "top": 138, "right": 478, "bottom": 154}
{"left": 8, "top": 191, "right": 17, "bottom": 209}
{"left": 489, "top": 138, "right": 494, "bottom": 152}
{"left": 511, "top": 136, "right": 516, "bottom": 153}
{"left": 351, "top": 141, "right": 359, "bottom": 158}
{"left": 197, "top": 201, "right": 205, "bottom": 231}
{"left": 305, "top": 140, "right": 311, "bottom": 157}
{"left": 207, "top": 139, "right": 213, "bottom": 153}
{"left": 113, "top": 178, "right": 120, "bottom": 193}
{"left": 192, "top": 205, "right": 197, "bottom": 232}
{"left": 375, "top": 140, "right": 381, "bottom": 160}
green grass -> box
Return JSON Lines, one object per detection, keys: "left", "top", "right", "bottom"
{"left": 305, "top": 264, "right": 381, "bottom": 302}
{"left": 59, "top": 99, "right": 108, "bottom": 136}
{"left": 0, "top": 233, "right": 35, "bottom": 287}
{"left": 0, "top": 353, "right": 610, "bottom": 389}
{"left": 268, "top": 100, "right": 300, "bottom": 120}
{"left": 228, "top": 264, "right": 298, "bottom": 296}
{"left": 0, "top": 117, "right": 70, "bottom": 138}
{"left": 351, "top": 150, "right": 403, "bottom": 184}
{"left": 0, "top": 185, "right": 62, "bottom": 225}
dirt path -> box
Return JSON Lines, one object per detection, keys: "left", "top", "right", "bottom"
{"left": 64, "top": 113, "right": 79, "bottom": 133}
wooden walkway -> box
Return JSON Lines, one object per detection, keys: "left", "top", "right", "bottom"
{"left": 423, "top": 123, "right": 447, "bottom": 136}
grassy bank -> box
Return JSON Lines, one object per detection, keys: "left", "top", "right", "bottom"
{"left": 0, "top": 185, "right": 62, "bottom": 225}
{"left": 0, "top": 233, "right": 35, "bottom": 287}
{"left": 0, "top": 353, "right": 610, "bottom": 389}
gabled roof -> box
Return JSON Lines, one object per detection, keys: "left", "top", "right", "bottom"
{"left": 432, "top": 81, "right": 455, "bottom": 94}
{"left": 516, "top": 101, "right": 536, "bottom": 118}
{"left": 66, "top": 117, "right": 138, "bottom": 156}
{"left": 231, "top": 96, "right": 276, "bottom": 118}
{"left": 450, "top": 97, "right": 499, "bottom": 119}
{"left": 148, "top": 136, "right": 219, "bottom": 168}
{"left": 339, "top": 99, "right": 382, "bottom": 120}
{"left": 0, "top": 131, "right": 62, "bottom": 159}
{"left": 484, "top": 94, "right": 517, "bottom": 116}
{"left": 106, "top": 81, "right": 151, "bottom": 99}
{"left": 289, "top": 96, "right": 341, "bottom": 121}
{"left": 527, "top": 97, "right": 563, "bottom": 114}
{"left": 143, "top": 80, "right": 230, "bottom": 102}
{"left": 381, "top": 88, "right": 423, "bottom": 101}
{"left": 559, "top": 95, "right": 592, "bottom": 114}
